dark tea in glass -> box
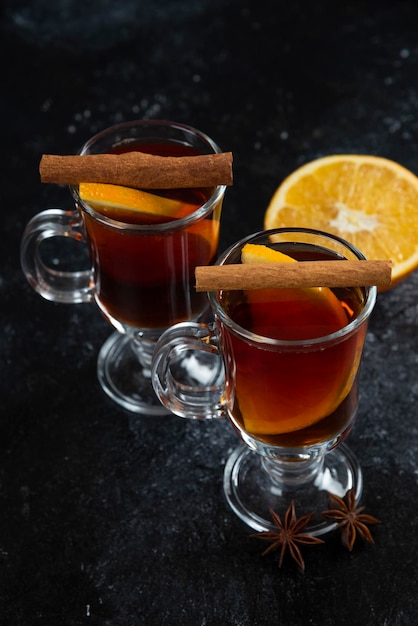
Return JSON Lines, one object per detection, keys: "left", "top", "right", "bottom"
{"left": 80, "top": 141, "right": 221, "bottom": 331}
{"left": 218, "top": 247, "right": 367, "bottom": 448}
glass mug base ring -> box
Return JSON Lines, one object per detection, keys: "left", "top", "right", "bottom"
{"left": 97, "top": 331, "right": 170, "bottom": 415}
{"left": 223, "top": 442, "right": 363, "bottom": 535}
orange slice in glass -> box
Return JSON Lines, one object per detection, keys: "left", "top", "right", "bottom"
{"left": 241, "top": 243, "right": 347, "bottom": 327}
{"left": 79, "top": 182, "right": 186, "bottom": 220}
{"left": 238, "top": 243, "right": 353, "bottom": 434}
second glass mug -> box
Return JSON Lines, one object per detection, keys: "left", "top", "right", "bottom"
{"left": 20, "top": 120, "right": 226, "bottom": 414}
{"left": 152, "top": 228, "right": 377, "bottom": 534}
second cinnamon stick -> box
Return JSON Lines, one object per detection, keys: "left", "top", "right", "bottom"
{"left": 39, "top": 152, "right": 233, "bottom": 189}
{"left": 195, "top": 260, "right": 392, "bottom": 291}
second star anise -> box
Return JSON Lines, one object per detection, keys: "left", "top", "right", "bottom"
{"left": 321, "top": 488, "right": 381, "bottom": 551}
{"left": 251, "top": 500, "right": 324, "bottom": 571}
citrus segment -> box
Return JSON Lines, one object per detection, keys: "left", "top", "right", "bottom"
{"left": 263, "top": 154, "right": 418, "bottom": 288}
{"left": 241, "top": 242, "right": 296, "bottom": 264}
{"left": 79, "top": 182, "right": 186, "bottom": 219}
{"left": 237, "top": 242, "right": 357, "bottom": 435}
{"left": 187, "top": 219, "right": 219, "bottom": 259}
{"left": 240, "top": 241, "right": 348, "bottom": 329}
{"left": 240, "top": 243, "right": 346, "bottom": 326}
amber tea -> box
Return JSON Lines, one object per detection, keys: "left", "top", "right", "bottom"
{"left": 81, "top": 142, "right": 220, "bottom": 329}
{"left": 218, "top": 248, "right": 367, "bottom": 448}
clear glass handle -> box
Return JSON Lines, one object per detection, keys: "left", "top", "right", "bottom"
{"left": 152, "top": 321, "right": 226, "bottom": 420}
{"left": 20, "top": 208, "right": 94, "bottom": 304}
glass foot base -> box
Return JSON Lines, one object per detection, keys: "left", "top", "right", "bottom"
{"left": 97, "top": 331, "right": 169, "bottom": 415}
{"left": 223, "top": 443, "right": 363, "bottom": 536}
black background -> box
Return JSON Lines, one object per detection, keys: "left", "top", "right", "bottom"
{"left": 1, "top": 1, "right": 418, "bottom": 624}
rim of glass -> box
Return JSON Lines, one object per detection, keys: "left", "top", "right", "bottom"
{"left": 209, "top": 227, "right": 377, "bottom": 348}
{"left": 70, "top": 119, "right": 226, "bottom": 233}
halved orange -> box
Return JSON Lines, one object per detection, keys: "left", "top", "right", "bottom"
{"left": 79, "top": 182, "right": 186, "bottom": 219}
{"left": 264, "top": 154, "right": 418, "bottom": 288}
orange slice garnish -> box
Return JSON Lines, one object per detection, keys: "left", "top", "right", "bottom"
{"left": 79, "top": 182, "right": 186, "bottom": 219}
{"left": 236, "top": 243, "right": 355, "bottom": 435}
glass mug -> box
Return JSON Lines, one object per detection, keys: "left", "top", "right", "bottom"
{"left": 20, "top": 120, "right": 226, "bottom": 414}
{"left": 152, "top": 228, "right": 377, "bottom": 534}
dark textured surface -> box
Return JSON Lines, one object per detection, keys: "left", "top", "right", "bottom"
{"left": 2, "top": 1, "right": 418, "bottom": 624}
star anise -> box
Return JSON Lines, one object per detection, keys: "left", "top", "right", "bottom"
{"left": 322, "top": 488, "right": 381, "bottom": 551}
{"left": 251, "top": 500, "right": 324, "bottom": 571}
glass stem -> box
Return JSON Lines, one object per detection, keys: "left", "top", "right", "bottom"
{"left": 261, "top": 454, "right": 325, "bottom": 490}
{"left": 130, "top": 336, "right": 157, "bottom": 378}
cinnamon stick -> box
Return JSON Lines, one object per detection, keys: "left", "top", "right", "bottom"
{"left": 39, "top": 152, "right": 233, "bottom": 189}
{"left": 195, "top": 260, "right": 392, "bottom": 291}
